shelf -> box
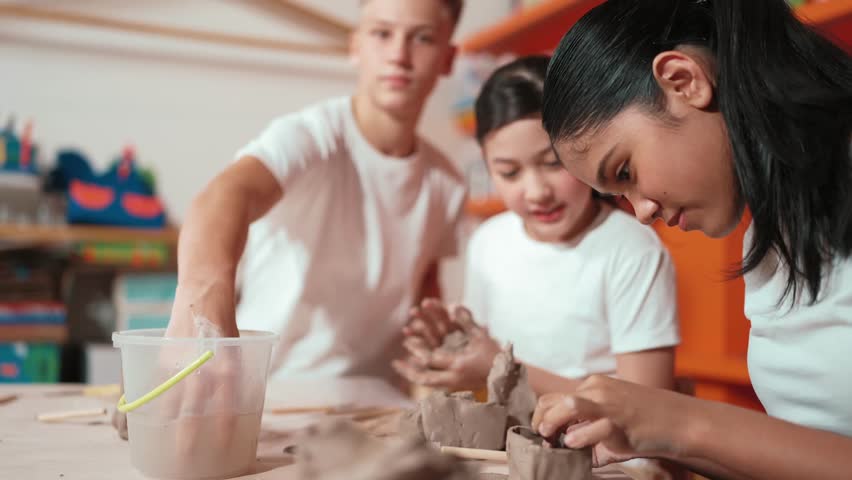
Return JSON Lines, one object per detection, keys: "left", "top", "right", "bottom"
{"left": 796, "top": 0, "right": 852, "bottom": 50}
{"left": 461, "top": 0, "right": 603, "bottom": 55}
{"left": 462, "top": 0, "right": 852, "bottom": 55}
{"left": 465, "top": 196, "right": 506, "bottom": 218}
{"left": 676, "top": 353, "right": 751, "bottom": 386}
{"left": 0, "top": 224, "right": 179, "bottom": 247}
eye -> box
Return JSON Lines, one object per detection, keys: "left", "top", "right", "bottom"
{"left": 414, "top": 33, "right": 435, "bottom": 44}
{"left": 498, "top": 169, "right": 520, "bottom": 180}
{"left": 615, "top": 161, "right": 631, "bottom": 182}
{"left": 371, "top": 28, "right": 391, "bottom": 39}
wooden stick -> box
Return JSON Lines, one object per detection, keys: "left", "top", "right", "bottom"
{"left": 440, "top": 446, "right": 508, "bottom": 462}
{"left": 0, "top": 394, "right": 18, "bottom": 406}
{"left": 36, "top": 407, "right": 107, "bottom": 423}
{"left": 0, "top": 4, "right": 348, "bottom": 56}
{"left": 346, "top": 406, "right": 401, "bottom": 422}
{"left": 268, "top": 0, "right": 353, "bottom": 37}
{"left": 268, "top": 405, "right": 343, "bottom": 415}
{"left": 45, "top": 384, "right": 122, "bottom": 398}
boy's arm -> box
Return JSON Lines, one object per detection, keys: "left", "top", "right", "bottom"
{"left": 167, "top": 156, "right": 283, "bottom": 337}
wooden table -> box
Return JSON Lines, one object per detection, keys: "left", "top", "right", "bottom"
{"left": 0, "top": 378, "right": 632, "bottom": 479}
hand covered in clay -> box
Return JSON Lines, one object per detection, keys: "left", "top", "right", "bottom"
{"left": 393, "top": 305, "right": 501, "bottom": 392}
{"left": 114, "top": 279, "right": 243, "bottom": 466}
{"left": 401, "top": 297, "right": 460, "bottom": 348}
{"left": 532, "top": 375, "right": 693, "bottom": 467}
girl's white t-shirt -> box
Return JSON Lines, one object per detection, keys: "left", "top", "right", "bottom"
{"left": 744, "top": 225, "right": 852, "bottom": 436}
{"left": 463, "top": 206, "right": 680, "bottom": 379}
{"left": 234, "top": 96, "right": 466, "bottom": 380}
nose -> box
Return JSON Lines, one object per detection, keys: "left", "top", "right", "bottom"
{"left": 624, "top": 190, "right": 660, "bottom": 225}
{"left": 524, "top": 173, "right": 554, "bottom": 205}
{"left": 388, "top": 32, "right": 412, "bottom": 67}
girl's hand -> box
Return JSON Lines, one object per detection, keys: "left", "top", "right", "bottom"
{"left": 401, "top": 298, "right": 458, "bottom": 349}
{"left": 532, "top": 375, "right": 694, "bottom": 467}
{"left": 393, "top": 308, "right": 501, "bottom": 392}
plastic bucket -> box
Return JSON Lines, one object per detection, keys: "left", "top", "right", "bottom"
{"left": 113, "top": 329, "right": 276, "bottom": 479}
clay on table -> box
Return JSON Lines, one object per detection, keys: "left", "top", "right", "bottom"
{"left": 506, "top": 426, "right": 592, "bottom": 480}
{"left": 399, "top": 342, "right": 535, "bottom": 450}
{"left": 487, "top": 343, "right": 537, "bottom": 428}
{"left": 411, "top": 391, "right": 508, "bottom": 450}
{"left": 294, "top": 419, "right": 473, "bottom": 480}
{"left": 398, "top": 390, "right": 508, "bottom": 450}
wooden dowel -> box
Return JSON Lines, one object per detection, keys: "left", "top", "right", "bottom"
{"left": 0, "top": 4, "right": 348, "bottom": 56}
{"left": 36, "top": 407, "right": 108, "bottom": 423}
{"left": 440, "top": 446, "right": 508, "bottom": 462}
{"left": 268, "top": 405, "right": 342, "bottom": 415}
{"left": 269, "top": 0, "right": 353, "bottom": 36}
{"left": 345, "top": 406, "right": 400, "bottom": 421}
{"left": 0, "top": 394, "right": 18, "bottom": 406}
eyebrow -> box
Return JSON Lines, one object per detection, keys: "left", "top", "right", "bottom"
{"left": 532, "top": 145, "right": 556, "bottom": 158}
{"left": 595, "top": 145, "right": 618, "bottom": 185}
{"left": 367, "top": 19, "right": 438, "bottom": 31}
{"left": 491, "top": 157, "right": 519, "bottom": 165}
{"left": 490, "top": 145, "right": 552, "bottom": 165}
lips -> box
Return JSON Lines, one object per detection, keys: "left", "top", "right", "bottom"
{"left": 530, "top": 205, "right": 566, "bottom": 223}
{"left": 382, "top": 75, "right": 412, "bottom": 88}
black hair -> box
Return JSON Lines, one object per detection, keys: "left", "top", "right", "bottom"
{"left": 543, "top": 0, "right": 852, "bottom": 304}
{"left": 474, "top": 55, "right": 550, "bottom": 144}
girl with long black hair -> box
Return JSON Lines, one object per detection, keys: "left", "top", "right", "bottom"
{"left": 533, "top": 0, "right": 852, "bottom": 478}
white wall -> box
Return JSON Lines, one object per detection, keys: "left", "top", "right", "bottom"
{"left": 1, "top": 0, "right": 509, "bottom": 220}
{"left": 1, "top": 0, "right": 511, "bottom": 300}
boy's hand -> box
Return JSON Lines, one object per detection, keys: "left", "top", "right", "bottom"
{"left": 393, "top": 307, "right": 501, "bottom": 392}
{"left": 113, "top": 277, "right": 242, "bottom": 460}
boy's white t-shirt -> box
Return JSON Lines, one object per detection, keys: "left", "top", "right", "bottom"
{"left": 233, "top": 96, "right": 466, "bottom": 380}
{"left": 744, "top": 225, "right": 852, "bottom": 436}
{"left": 463, "top": 206, "right": 679, "bottom": 379}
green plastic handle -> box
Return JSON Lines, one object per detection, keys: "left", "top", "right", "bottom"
{"left": 117, "top": 350, "right": 214, "bottom": 413}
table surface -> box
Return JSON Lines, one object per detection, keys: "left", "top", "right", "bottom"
{"left": 0, "top": 378, "right": 632, "bottom": 479}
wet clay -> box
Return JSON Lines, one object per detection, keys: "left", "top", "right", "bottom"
{"left": 440, "top": 329, "right": 470, "bottom": 352}
{"left": 506, "top": 426, "right": 592, "bottom": 480}
{"left": 487, "top": 344, "right": 537, "bottom": 428}
{"left": 399, "top": 343, "right": 535, "bottom": 449}
{"left": 422, "top": 391, "right": 509, "bottom": 450}
{"left": 398, "top": 391, "right": 508, "bottom": 450}
{"left": 295, "top": 419, "right": 473, "bottom": 480}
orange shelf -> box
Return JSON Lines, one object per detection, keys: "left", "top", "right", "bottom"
{"left": 675, "top": 353, "right": 750, "bottom": 386}
{"left": 465, "top": 196, "right": 506, "bottom": 218}
{"left": 0, "top": 223, "right": 179, "bottom": 247}
{"left": 461, "top": 0, "right": 603, "bottom": 55}
{"left": 796, "top": 0, "right": 852, "bottom": 50}
{"left": 463, "top": 0, "right": 852, "bottom": 55}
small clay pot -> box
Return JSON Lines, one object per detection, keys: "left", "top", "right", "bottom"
{"left": 506, "top": 426, "right": 593, "bottom": 480}
{"left": 420, "top": 391, "right": 508, "bottom": 450}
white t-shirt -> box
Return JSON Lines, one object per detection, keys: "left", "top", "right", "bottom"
{"left": 234, "top": 96, "right": 466, "bottom": 380}
{"left": 744, "top": 225, "right": 852, "bottom": 436}
{"left": 463, "top": 206, "right": 680, "bottom": 379}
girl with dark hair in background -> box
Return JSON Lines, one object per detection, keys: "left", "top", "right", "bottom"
{"left": 534, "top": 0, "right": 852, "bottom": 478}
{"left": 394, "top": 59, "right": 680, "bottom": 474}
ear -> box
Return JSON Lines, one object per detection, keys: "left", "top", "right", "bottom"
{"left": 651, "top": 50, "right": 715, "bottom": 113}
{"left": 441, "top": 44, "right": 457, "bottom": 76}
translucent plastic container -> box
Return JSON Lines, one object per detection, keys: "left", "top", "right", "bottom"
{"left": 113, "top": 329, "right": 276, "bottom": 479}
